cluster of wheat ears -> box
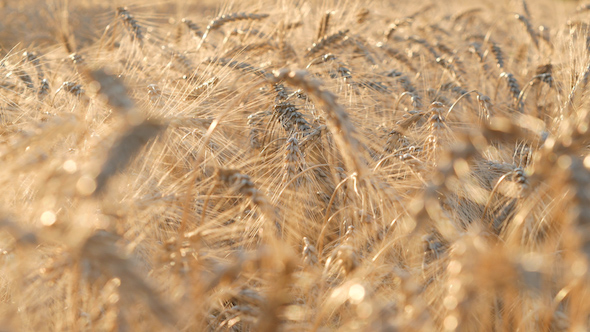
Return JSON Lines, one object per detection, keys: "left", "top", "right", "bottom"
{"left": 2, "top": 0, "right": 590, "bottom": 330}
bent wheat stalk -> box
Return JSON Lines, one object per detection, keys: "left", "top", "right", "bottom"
{"left": 269, "top": 69, "right": 368, "bottom": 177}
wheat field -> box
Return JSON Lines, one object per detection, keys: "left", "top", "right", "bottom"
{"left": 1, "top": 0, "right": 590, "bottom": 330}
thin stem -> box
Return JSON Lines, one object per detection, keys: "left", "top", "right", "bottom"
{"left": 446, "top": 89, "right": 479, "bottom": 117}
{"left": 317, "top": 174, "right": 353, "bottom": 258}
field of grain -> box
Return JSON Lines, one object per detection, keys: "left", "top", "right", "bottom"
{"left": 1, "top": 0, "right": 590, "bottom": 330}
